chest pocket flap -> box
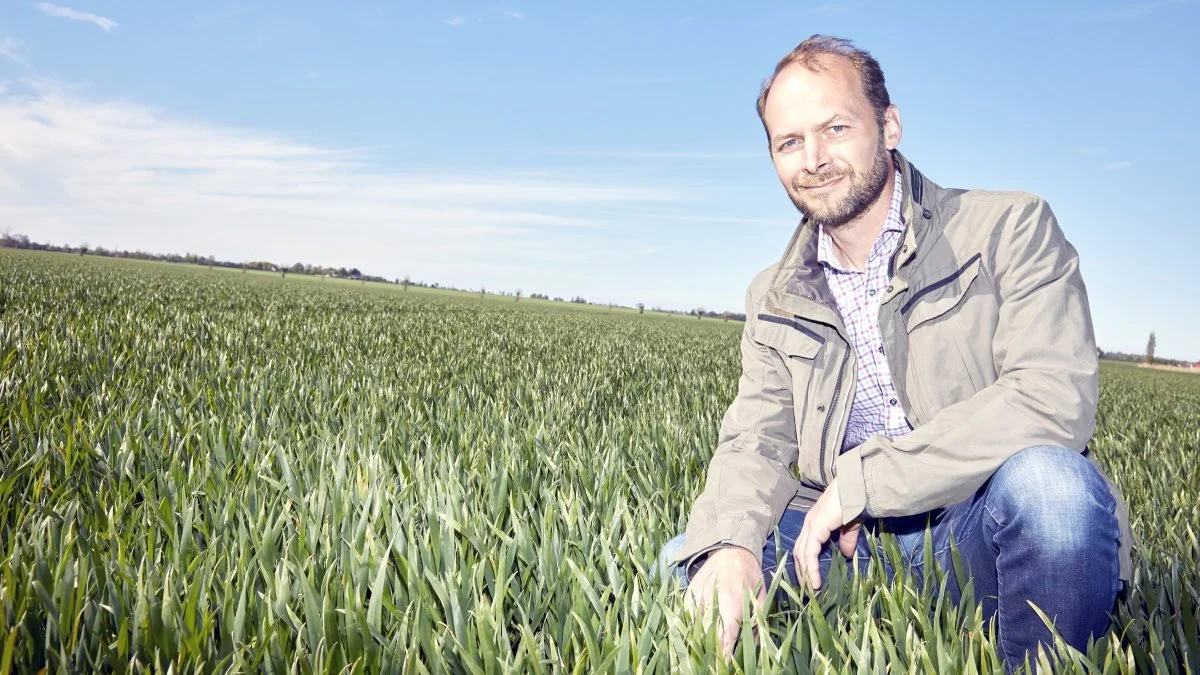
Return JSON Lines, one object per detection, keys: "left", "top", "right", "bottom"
{"left": 752, "top": 314, "right": 824, "bottom": 359}
{"left": 902, "top": 253, "right": 982, "bottom": 332}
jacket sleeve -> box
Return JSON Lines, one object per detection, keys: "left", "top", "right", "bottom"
{"left": 670, "top": 284, "right": 800, "bottom": 568}
{"left": 834, "top": 196, "right": 1100, "bottom": 522}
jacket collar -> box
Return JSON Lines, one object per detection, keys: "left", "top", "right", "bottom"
{"left": 764, "top": 149, "right": 937, "bottom": 328}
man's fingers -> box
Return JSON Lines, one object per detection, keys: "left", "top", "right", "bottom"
{"left": 683, "top": 568, "right": 713, "bottom": 619}
{"left": 792, "top": 526, "right": 827, "bottom": 591}
{"left": 716, "top": 584, "right": 748, "bottom": 660}
{"left": 719, "top": 610, "right": 740, "bottom": 659}
{"left": 803, "top": 535, "right": 822, "bottom": 590}
{"left": 838, "top": 522, "right": 861, "bottom": 558}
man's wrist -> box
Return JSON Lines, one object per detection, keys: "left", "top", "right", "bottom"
{"left": 685, "top": 545, "right": 755, "bottom": 578}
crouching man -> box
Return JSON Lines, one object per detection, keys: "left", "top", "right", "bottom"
{"left": 656, "top": 35, "right": 1133, "bottom": 670}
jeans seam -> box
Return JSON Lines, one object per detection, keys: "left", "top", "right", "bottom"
{"left": 931, "top": 519, "right": 978, "bottom": 560}
{"left": 984, "top": 503, "right": 1018, "bottom": 665}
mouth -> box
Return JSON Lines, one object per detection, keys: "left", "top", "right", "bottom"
{"left": 800, "top": 176, "right": 845, "bottom": 193}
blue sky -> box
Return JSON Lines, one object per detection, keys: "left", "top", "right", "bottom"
{"left": 1, "top": 1, "right": 1197, "bottom": 359}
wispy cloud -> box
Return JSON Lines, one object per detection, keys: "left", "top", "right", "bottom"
{"left": 810, "top": 3, "right": 851, "bottom": 14}
{"left": 1075, "top": 146, "right": 1134, "bottom": 171}
{"left": 505, "top": 9, "right": 525, "bottom": 19}
{"left": 1071, "top": 0, "right": 1187, "bottom": 21}
{"left": 0, "top": 37, "right": 30, "bottom": 67}
{"left": 36, "top": 2, "right": 119, "bottom": 31}
{"left": 548, "top": 149, "right": 760, "bottom": 161}
{"left": 442, "top": 16, "right": 466, "bottom": 26}
{"left": 0, "top": 78, "right": 691, "bottom": 286}
{"left": 306, "top": 70, "right": 320, "bottom": 80}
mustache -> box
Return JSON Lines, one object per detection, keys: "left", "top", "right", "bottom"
{"left": 793, "top": 170, "right": 849, "bottom": 190}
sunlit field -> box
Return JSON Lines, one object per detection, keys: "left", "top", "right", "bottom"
{"left": 2, "top": 249, "right": 1196, "bottom": 673}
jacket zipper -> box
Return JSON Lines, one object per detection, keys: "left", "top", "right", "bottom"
{"left": 818, "top": 344, "right": 850, "bottom": 484}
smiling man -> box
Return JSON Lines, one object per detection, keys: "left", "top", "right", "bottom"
{"left": 655, "top": 35, "right": 1133, "bottom": 669}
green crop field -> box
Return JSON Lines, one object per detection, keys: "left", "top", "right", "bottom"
{"left": 1, "top": 249, "right": 1197, "bottom": 674}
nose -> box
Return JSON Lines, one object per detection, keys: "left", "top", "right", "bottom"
{"left": 801, "top": 138, "right": 829, "bottom": 175}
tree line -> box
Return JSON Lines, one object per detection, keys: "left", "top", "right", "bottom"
{"left": 0, "top": 232, "right": 747, "bottom": 320}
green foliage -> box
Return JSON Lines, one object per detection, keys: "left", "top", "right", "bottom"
{"left": 1, "top": 250, "right": 1196, "bottom": 673}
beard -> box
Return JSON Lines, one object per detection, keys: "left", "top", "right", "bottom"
{"left": 789, "top": 143, "right": 891, "bottom": 230}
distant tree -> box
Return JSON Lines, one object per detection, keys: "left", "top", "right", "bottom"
{"left": 480, "top": 286, "right": 486, "bottom": 299}
{"left": 1146, "top": 331, "right": 1157, "bottom": 364}
{"left": 637, "top": 302, "right": 645, "bottom": 314}
{"left": 403, "top": 275, "right": 411, "bottom": 291}
{"left": 79, "top": 242, "right": 88, "bottom": 256}
{"left": 515, "top": 289, "right": 522, "bottom": 302}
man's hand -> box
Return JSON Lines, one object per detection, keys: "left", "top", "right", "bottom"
{"left": 792, "top": 478, "right": 860, "bottom": 590}
{"left": 683, "top": 546, "right": 766, "bottom": 659}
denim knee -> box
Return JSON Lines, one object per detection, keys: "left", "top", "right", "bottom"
{"left": 653, "top": 534, "right": 689, "bottom": 585}
{"left": 986, "top": 446, "right": 1117, "bottom": 553}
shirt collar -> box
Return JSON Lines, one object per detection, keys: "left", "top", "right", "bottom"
{"left": 817, "top": 169, "right": 904, "bottom": 273}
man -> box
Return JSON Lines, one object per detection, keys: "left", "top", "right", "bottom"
{"left": 656, "top": 35, "right": 1133, "bottom": 669}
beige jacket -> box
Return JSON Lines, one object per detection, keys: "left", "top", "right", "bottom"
{"left": 673, "top": 150, "right": 1133, "bottom": 581}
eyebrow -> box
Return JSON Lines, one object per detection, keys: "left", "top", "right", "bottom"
{"left": 771, "top": 113, "right": 851, "bottom": 146}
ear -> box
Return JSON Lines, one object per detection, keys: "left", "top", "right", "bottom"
{"left": 882, "top": 104, "right": 902, "bottom": 150}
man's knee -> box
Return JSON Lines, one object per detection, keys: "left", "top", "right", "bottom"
{"left": 653, "top": 534, "right": 688, "bottom": 583}
{"left": 987, "top": 445, "right": 1117, "bottom": 551}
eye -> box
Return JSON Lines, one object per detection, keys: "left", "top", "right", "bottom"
{"left": 829, "top": 124, "right": 848, "bottom": 134}
{"left": 777, "top": 138, "right": 799, "bottom": 152}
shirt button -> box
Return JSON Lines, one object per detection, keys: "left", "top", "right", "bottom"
{"left": 889, "top": 398, "right": 898, "bottom": 406}
{"left": 886, "top": 285, "right": 894, "bottom": 293}
{"left": 868, "top": 289, "right": 877, "bottom": 297}
{"left": 816, "top": 404, "right": 826, "bottom": 413}
{"left": 878, "top": 346, "right": 885, "bottom": 354}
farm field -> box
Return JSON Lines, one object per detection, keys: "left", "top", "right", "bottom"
{"left": 1, "top": 248, "right": 1197, "bottom": 673}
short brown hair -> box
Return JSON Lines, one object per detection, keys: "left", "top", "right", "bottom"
{"left": 755, "top": 35, "right": 891, "bottom": 132}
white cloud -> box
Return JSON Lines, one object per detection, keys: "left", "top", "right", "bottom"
{"left": 306, "top": 70, "right": 320, "bottom": 80}
{"left": 810, "top": 3, "right": 850, "bottom": 14}
{"left": 548, "top": 149, "right": 759, "bottom": 160}
{"left": 36, "top": 2, "right": 119, "bottom": 31}
{"left": 1074, "top": 146, "right": 1133, "bottom": 171}
{"left": 0, "top": 37, "right": 30, "bottom": 68}
{"left": 0, "top": 79, "right": 689, "bottom": 287}
{"left": 505, "top": 9, "right": 525, "bottom": 19}
{"left": 442, "top": 16, "right": 465, "bottom": 26}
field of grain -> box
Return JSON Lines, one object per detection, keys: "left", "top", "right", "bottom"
{"left": 1, "top": 249, "right": 1197, "bottom": 673}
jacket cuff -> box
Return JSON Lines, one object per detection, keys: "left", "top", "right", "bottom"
{"left": 669, "top": 519, "right": 768, "bottom": 569}
{"left": 834, "top": 446, "right": 868, "bottom": 523}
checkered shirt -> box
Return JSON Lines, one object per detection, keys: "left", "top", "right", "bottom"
{"left": 816, "top": 171, "right": 914, "bottom": 452}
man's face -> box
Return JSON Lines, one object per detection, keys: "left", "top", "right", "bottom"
{"left": 762, "top": 55, "right": 901, "bottom": 229}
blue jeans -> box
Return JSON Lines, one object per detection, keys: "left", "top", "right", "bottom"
{"left": 655, "top": 446, "right": 1123, "bottom": 669}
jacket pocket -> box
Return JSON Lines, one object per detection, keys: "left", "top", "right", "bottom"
{"left": 902, "top": 253, "right": 982, "bottom": 332}
{"left": 752, "top": 314, "right": 824, "bottom": 359}
{"left": 901, "top": 254, "right": 988, "bottom": 417}
{"left": 751, "top": 313, "right": 825, "bottom": 486}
